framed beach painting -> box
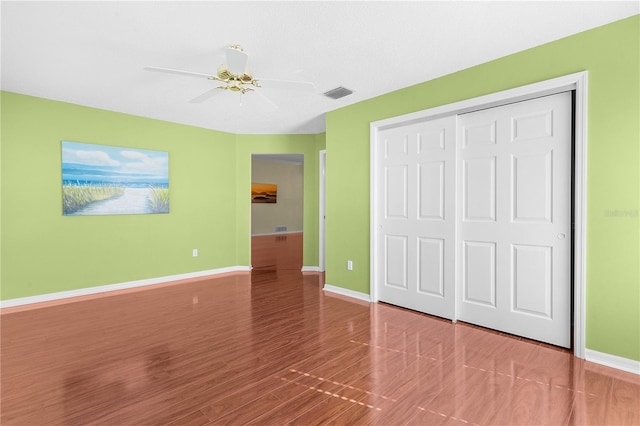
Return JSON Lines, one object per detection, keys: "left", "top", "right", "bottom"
{"left": 251, "top": 182, "right": 277, "bottom": 203}
{"left": 62, "top": 141, "right": 169, "bottom": 216}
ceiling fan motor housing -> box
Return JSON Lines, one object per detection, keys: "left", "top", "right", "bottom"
{"left": 217, "top": 64, "right": 257, "bottom": 89}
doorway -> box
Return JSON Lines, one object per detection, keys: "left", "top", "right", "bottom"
{"left": 251, "top": 154, "right": 304, "bottom": 271}
{"left": 370, "top": 72, "right": 588, "bottom": 356}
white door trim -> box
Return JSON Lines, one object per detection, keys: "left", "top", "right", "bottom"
{"left": 319, "top": 150, "right": 327, "bottom": 272}
{"left": 370, "top": 71, "right": 588, "bottom": 358}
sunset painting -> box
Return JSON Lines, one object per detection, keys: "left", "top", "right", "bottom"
{"left": 62, "top": 141, "right": 169, "bottom": 215}
{"left": 251, "top": 182, "right": 277, "bottom": 203}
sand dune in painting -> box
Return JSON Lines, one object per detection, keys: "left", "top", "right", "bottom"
{"left": 252, "top": 183, "right": 277, "bottom": 203}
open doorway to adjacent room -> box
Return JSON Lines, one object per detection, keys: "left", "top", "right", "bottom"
{"left": 251, "top": 154, "right": 304, "bottom": 271}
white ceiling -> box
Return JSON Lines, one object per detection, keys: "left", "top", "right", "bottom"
{"left": 2, "top": 1, "right": 638, "bottom": 134}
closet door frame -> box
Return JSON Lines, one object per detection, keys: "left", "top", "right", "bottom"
{"left": 370, "top": 71, "right": 588, "bottom": 358}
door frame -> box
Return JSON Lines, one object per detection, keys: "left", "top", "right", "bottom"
{"left": 319, "top": 150, "right": 327, "bottom": 272}
{"left": 370, "top": 71, "right": 588, "bottom": 358}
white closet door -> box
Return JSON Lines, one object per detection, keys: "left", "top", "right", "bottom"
{"left": 458, "top": 92, "right": 572, "bottom": 347}
{"left": 376, "top": 116, "right": 456, "bottom": 320}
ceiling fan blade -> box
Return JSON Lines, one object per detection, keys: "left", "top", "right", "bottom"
{"left": 144, "top": 66, "right": 213, "bottom": 79}
{"left": 225, "top": 47, "right": 249, "bottom": 76}
{"left": 253, "top": 90, "right": 279, "bottom": 112}
{"left": 188, "top": 87, "right": 224, "bottom": 103}
{"left": 237, "top": 90, "right": 278, "bottom": 113}
{"left": 257, "top": 79, "right": 317, "bottom": 92}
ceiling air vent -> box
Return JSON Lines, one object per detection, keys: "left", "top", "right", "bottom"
{"left": 324, "top": 86, "right": 353, "bottom": 99}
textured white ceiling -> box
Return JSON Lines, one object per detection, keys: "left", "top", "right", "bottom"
{"left": 2, "top": 1, "right": 638, "bottom": 134}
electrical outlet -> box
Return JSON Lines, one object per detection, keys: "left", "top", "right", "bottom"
{"left": 347, "top": 260, "right": 353, "bottom": 270}
{"left": 192, "top": 249, "right": 198, "bottom": 257}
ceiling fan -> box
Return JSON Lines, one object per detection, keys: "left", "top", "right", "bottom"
{"left": 144, "top": 44, "right": 316, "bottom": 105}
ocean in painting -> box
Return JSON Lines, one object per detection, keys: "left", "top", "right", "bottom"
{"left": 62, "top": 141, "right": 169, "bottom": 216}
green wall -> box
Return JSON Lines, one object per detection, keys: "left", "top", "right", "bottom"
{"left": 1, "top": 93, "right": 237, "bottom": 299}
{"left": 0, "top": 93, "right": 325, "bottom": 300}
{"left": 325, "top": 16, "right": 639, "bottom": 361}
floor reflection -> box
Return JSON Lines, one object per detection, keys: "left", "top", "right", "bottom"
{"left": 63, "top": 345, "right": 172, "bottom": 423}
{"left": 1, "top": 271, "right": 638, "bottom": 425}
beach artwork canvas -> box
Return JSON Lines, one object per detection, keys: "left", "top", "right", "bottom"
{"left": 62, "top": 141, "right": 169, "bottom": 215}
{"left": 251, "top": 183, "right": 277, "bottom": 203}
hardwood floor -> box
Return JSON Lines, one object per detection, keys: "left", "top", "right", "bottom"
{"left": 251, "top": 232, "right": 303, "bottom": 271}
{"left": 1, "top": 236, "right": 639, "bottom": 425}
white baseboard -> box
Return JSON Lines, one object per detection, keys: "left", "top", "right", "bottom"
{"left": 302, "top": 266, "right": 322, "bottom": 273}
{"left": 585, "top": 349, "right": 640, "bottom": 375}
{"left": 0, "top": 266, "right": 252, "bottom": 309}
{"left": 323, "top": 284, "right": 371, "bottom": 303}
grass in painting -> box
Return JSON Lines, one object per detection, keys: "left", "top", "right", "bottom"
{"left": 63, "top": 182, "right": 125, "bottom": 215}
{"left": 148, "top": 186, "right": 169, "bottom": 213}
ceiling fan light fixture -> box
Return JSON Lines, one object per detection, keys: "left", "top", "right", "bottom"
{"left": 217, "top": 64, "right": 233, "bottom": 80}
{"left": 324, "top": 86, "right": 353, "bottom": 99}
{"left": 215, "top": 62, "right": 257, "bottom": 90}
{"left": 224, "top": 80, "right": 254, "bottom": 93}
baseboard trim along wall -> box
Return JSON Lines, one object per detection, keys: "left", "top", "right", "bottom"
{"left": 302, "top": 266, "right": 322, "bottom": 273}
{"left": 585, "top": 349, "right": 640, "bottom": 375}
{"left": 0, "top": 266, "right": 252, "bottom": 312}
{"left": 323, "top": 284, "right": 371, "bottom": 303}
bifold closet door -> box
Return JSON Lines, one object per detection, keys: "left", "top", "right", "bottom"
{"left": 376, "top": 116, "right": 456, "bottom": 320}
{"left": 457, "top": 92, "right": 572, "bottom": 348}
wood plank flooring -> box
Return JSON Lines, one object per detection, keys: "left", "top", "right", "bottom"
{"left": 1, "top": 235, "right": 639, "bottom": 425}
{"left": 251, "top": 233, "right": 303, "bottom": 271}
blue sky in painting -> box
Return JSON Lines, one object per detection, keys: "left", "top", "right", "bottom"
{"left": 62, "top": 141, "right": 168, "bottom": 187}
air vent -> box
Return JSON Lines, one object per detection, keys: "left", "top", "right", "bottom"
{"left": 275, "top": 225, "right": 287, "bottom": 233}
{"left": 324, "top": 86, "right": 353, "bottom": 99}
